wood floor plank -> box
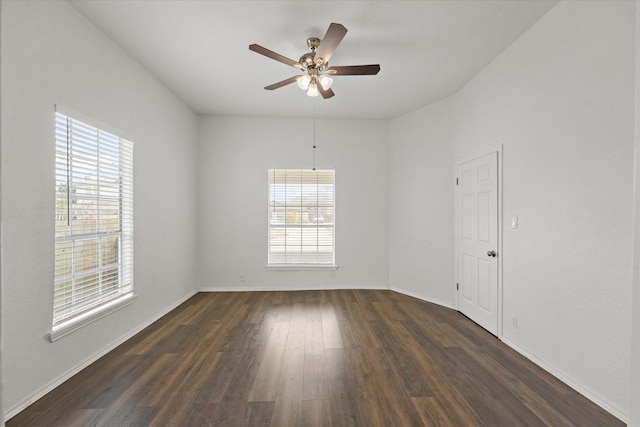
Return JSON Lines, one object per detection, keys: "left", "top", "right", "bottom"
{"left": 146, "top": 352, "right": 225, "bottom": 426}
{"left": 411, "top": 396, "right": 456, "bottom": 427}
{"left": 88, "top": 357, "right": 176, "bottom": 426}
{"left": 141, "top": 351, "right": 220, "bottom": 407}
{"left": 247, "top": 321, "right": 290, "bottom": 402}
{"left": 340, "top": 348, "right": 385, "bottom": 426}
{"left": 397, "top": 316, "right": 487, "bottom": 426}
{"left": 301, "top": 400, "right": 332, "bottom": 427}
{"left": 243, "top": 294, "right": 270, "bottom": 323}
{"left": 369, "top": 319, "right": 435, "bottom": 398}
{"left": 399, "top": 302, "right": 460, "bottom": 348}
{"left": 324, "top": 348, "right": 361, "bottom": 426}
{"left": 124, "top": 323, "right": 181, "bottom": 355}
{"left": 320, "top": 303, "right": 344, "bottom": 349}
{"left": 221, "top": 321, "right": 259, "bottom": 356}
{"left": 349, "top": 289, "right": 379, "bottom": 321}
{"left": 305, "top": 301, "right": 323, "bottom": 322}
{"left": 190, "top": 351, "right": 262, "bottom": 425}
{"left": 270, "top": 349, "right": 305, "bottom": 427}
{"left": 82, "top": 355, "right": 158, "bottom": 410}
{"left": 210, "top": 351, "right": 261, "bottom": 405}
{"left": 122, "top": 353, "right": 182, "bottom": 406}
{"left": 245, "top": 401, "right": 275, "bottom": 427}
{"left": 350, "top": 344, "right": 425, "bottom": 426}
{"left": 336, "top": 295, "right": 381, "bottom": 351}
{"left": 371, "top": 296, "right": 408, "bottom": 322}
{"left": 8, "top": 290, "right": 625, "bottom": 427}
{"left": 172, "top": 294, "right": 218, "bottom": 325}
{"left": 303, "top": 319, "right": 328, "bottom": 400}
{"left": 285, "top": 303, "right": 307, "bottom": 350}
{"left": 100, "top": 404, "right": 159, "bottom": 427}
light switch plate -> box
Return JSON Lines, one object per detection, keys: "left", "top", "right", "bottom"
{"left": 511, "top": 217, "right": 518, "bottom": 229}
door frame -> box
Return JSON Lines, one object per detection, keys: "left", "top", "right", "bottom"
{"left": 454, "top": 145, "right": 504, "bottom": 339}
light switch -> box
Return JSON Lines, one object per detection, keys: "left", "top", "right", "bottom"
{"left": 511, "top": 217, "right": 518, "bottom": 229}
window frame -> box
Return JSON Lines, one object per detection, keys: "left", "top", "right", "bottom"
{"left": 266, "top": 168, "right": 337, "bottom": 270}
{"left": 51, "top": 106, "right": 135, "bottom": 341}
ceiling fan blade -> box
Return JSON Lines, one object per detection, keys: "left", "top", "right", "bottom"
{"left": 314, "top": 23, "right": 347, "bottom": 66}
{"left": 264, "top": 75, "right": 299, "bottom": 90}
{"left": 327, "top": 64, "right": 381, "bottom": 76}
{"left": 319, "top": 85, "right": 335, "bottom": 99}
{"left": 249, "top": 44, "right": 302, "bottom": 68}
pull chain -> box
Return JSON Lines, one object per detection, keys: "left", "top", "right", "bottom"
{"left": 312, "top": 100, "right": 316, "bottom": 171}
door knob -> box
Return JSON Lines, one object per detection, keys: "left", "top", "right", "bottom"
{"left": 487, "top": 250, "right": 497, "bottom": 257}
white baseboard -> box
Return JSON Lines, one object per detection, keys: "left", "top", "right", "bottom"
{"left": 199, "top": 284, "right": 389, "bottom": 292}
{"left": 4, "top": 290, "right": 198, "bottom": 422}
{"left": 500, "top": 337, "right": 627, "bottom": 424}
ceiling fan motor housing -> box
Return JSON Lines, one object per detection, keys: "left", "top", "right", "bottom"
{"left": 299, "top": 52, "right": 316, "bottom": 69}
{"left": 300, "top": 37, "right": 326, "bottom": 70}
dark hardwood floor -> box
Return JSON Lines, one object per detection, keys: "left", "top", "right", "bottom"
{"left": 8, "top": 290, "right": 623, "bottom": 426}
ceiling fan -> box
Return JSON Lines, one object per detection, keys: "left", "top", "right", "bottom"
{"left": 249, "top": 23, "right": 380, "bottom": 99}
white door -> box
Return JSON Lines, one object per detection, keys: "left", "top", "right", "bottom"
{"left": 456, "top": 152, "right": 498, "bottom": 335}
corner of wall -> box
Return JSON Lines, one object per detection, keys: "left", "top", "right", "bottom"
{"left": 1, "top": 0, "right": 6, "bottom": 424}
{"left": 629, "top": 2, "right": 640, "bottom": 425}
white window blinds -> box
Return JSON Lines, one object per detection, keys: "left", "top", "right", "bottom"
{"left": 268, "top": 169, "right": 335, "bottom": 265}
{"left": 54, "top": 111, "right": 134, "bottom": 326}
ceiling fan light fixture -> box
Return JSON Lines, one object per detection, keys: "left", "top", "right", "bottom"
{"left": 307, "top": 82, "right": 319, "bottom": 97}
{"left": 297, "top": 74, "right": 311, "bottom": 90}
{"left": 318, "top": 74, "right": 333, "bottom": 90}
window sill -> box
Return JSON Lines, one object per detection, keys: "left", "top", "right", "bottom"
{"left": 49, "top": 293, "right": 137, "bottom": 342}
{"left": 265, "top": 264, "right": 339, "bottom": 271}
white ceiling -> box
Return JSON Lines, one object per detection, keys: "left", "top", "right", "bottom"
{"left": 69, "top": 0, "right": 558, "bottom": 120}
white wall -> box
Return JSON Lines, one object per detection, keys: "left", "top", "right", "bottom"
{"left": 0, "top": 1, "right": 4, "bottom": 424}
{"left": 0, "top": 1, "right": 199, "bottom": 418}
{"left": 629, "top": 3, "right": 640, "bottom": 426}
{"left": 197, "top": 115, "right": 389, "bottom": 290}
{"left": 388, "top": 99, "right": 455, "bottom": 307}
{"left": 459, "top": 1, "right": 634, "bottom": 418}
{"left": 389, "top": 0, "right": 635, "bottom": 420}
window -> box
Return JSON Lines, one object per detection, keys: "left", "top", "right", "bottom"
{"left": 268, "top": 169, "right": 335, "bottom": 266}
{"left": 53, "top": 109, "right": 134, "bottom": 335}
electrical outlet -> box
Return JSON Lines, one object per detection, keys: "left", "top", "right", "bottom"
{"left": 240, "top": 275, "right": 246, "bottom": 282}
{"left": 512, "top": 316, "right": 518, "bottom": 329}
